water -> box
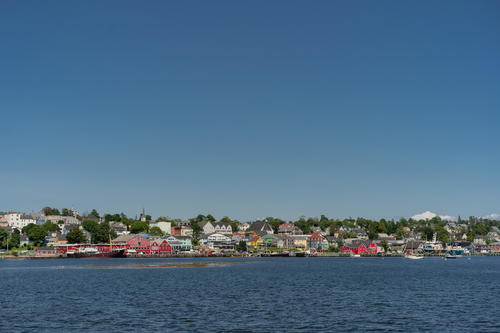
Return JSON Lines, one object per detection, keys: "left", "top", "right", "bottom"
{"left": 1, "top": 257, "right": 499, "bottom": 332}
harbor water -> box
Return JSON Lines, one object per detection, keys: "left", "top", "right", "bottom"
{"left": 1, "top": 256, "right": 499, "bottom": 332}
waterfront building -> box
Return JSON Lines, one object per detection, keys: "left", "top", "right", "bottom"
{"left": 113, "top": 234, "right": 151, "bottom": 254}
{"left": 278, "top": 223, "right": 303, "bottom": 235}
{"left": 201, "top": 233, "right": 233, "bottom": 251}
{"left": 198, "top": 221, "right": 232, "bottom": 235}
{"left": 289, "top": 235, "right": 309, "bottom": 249}
{"left": 246, "top": 221, "right": 274, "bottom": 236}
{"left": 165, "top": 235, "right": 193, "bottom": 252}
{"left": 340, "top": 240, "right": 379, "bottom": 255}
{"left": 247, "top": 235, "right": 263, "bottom": 248}
{"left": 307, "top": 232, "right": 328, "bottom": 250}
{"left": 476, "top": 242, "right": 500, "bottom": 253}
{"left": 150, "top": 238, "right": 173, "bottom": 254}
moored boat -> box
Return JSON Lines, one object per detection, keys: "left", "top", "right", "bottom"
{"left": 67, "top": 249, "right": 126, "bottom": 258}
{"left": 405, "top": 254, "right": 424, "bottom": 260}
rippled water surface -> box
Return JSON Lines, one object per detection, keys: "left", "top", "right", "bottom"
{"left": 1, "top": 257, "right": 499, "bottom": 332}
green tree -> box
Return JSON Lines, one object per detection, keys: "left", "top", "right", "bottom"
{"left": 93, "top": 222, "right": 117, "bottom": 243}
{"left": 88, "top": 209, "right": 100, "bottom": 219}
{"left": 294, "top": 217, "right": 311, "bottom": 234}
{"left": 265, "top": 217, "right": 285, "bottom": 233}
{"left": 42, "top": 207, "right": 60, "bottom": 216}
{"left": 82, "top": 220, "right": 99, "bottom": 234}
{"left": 23, "top": 224, "right": 47, "bottom": 246}
{"left": 0, "top": 228, "right": 8, "bottom": 248}
{"left": 435, "top": 226, "right": 450, "bottom": 243}
{"left": 236, "top": 240, "right": 247, "bottom": 252}
{"left": 328, "top": 245, "right": 339, "bottom": 252}
{"left": 149, "top": 226, "right": 164, "bottom": 236}
{"left": 381, "top": 240, "right": 389, "bottom": 253}
{"left": 43, "top": 221, "right": 60, "bottom": 233}
{"left": 61, "top": 208, "right": 72, "bottom": 216}
{"left": 66, "top": 227, "right": 87, "bottom": 244}
{"left": 82, "top": 220, "right": 116, "bottom": 243}
{"left": 130, "top": 221, "right": 149, "bottom": 234}
{"left": 417, "top": 226, "right": 434, "bottom": 241}
{"left": 220, "top": 216, "right": 240, "bottom": 232}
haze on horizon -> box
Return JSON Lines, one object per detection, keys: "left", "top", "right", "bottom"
{"left": 1, "top": 1, "right": 499, "bottom": 221}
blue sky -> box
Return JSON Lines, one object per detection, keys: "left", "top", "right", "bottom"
{"left": 1, "top": 1, "right": 499, "bottom": 220}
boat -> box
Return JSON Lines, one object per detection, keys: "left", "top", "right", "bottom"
{"left": 405, "top": 254, "right": 424, "bottom": 260}
{"left": 67, "top": 233, "right": 126, "bottom": 258}
{"left": 444, "top": 251, "right": 459, "bottom": 259}
{"left": 67, "top": 248, "right": 126, "bottom": 258}
{"left": 350, "top": 253, "right": 361, "bottom": 258}
{"left": 403, "top": 241, "right": 424, "bottom": 259}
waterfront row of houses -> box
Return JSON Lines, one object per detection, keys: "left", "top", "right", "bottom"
{"left": 3, "top": 210, "right": 500, "bottom": 256}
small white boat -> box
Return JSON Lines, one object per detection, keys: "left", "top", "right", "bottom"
{"left": 405, "top": 254, "right": 424, "bottom": 260}
{"left": 350, "top": 253, "right": 361, "bottom": 258}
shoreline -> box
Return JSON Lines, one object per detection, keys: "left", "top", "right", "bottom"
{"left": 2, "top": 253, "right": 499, "bottom": 260}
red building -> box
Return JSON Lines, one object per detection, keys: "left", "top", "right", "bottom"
{"left": 170, "top": 226, "right": 182, "bottom": 236}
{"left": 112, "top": 234, "right": 151, "bottom": 254}
{"left": 34, "top": 248, "right": 60, "bottom": 255}
{"left": 340, "top": 240, "right": 379, "bottom": 255}
{"left": 150, "top": 238, "right": 173, "bottom": 254}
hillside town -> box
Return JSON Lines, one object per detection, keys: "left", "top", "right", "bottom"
{"left": 1, "top": 207, "right": 500, "bottom": 257}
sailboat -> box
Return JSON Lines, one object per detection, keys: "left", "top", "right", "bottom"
{"left": 405, "top": 253, "right": 424, "bottom": 260}
{"left": 403, "top": 241, "right": 424, "bottom": 260}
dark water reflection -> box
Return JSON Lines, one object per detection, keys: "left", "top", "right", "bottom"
{"left": 1, "top": 257, "right": 499, "bottom": 332}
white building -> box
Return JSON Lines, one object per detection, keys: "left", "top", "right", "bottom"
{"left": 4, "top": 212, "right": 37, "bottom": 230}
{"left": 207, "top": 233, "right": 232, "bottom": 242}
{"left": 198, "top": 221, "right": 232, "bottom": 235}
{"left": 150, "top": 222, "right": 171, "bottom": 235}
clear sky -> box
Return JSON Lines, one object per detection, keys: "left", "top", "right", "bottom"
{"left": 1, "top": 1, "right": 499, "bottom": 221}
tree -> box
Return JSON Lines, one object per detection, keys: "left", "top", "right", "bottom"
{"left": 149, "top": 226, "right": 164, "bottom": 237}
{"left": 23, "top": 224, "right": 47, "bottom": 246}
{"left": 381, "top": 240, "right": 389, "bottom": 253}
{"left": 82, "top": 220, "right": 99, "bottom": 234}
{"left": 265, "top": 217, "right": 285, "bottom": 233}
{"left": 42, "top": 207, "right": 60, "bottom": 216}
{"left": 61, "top": 208, "right": 72, "bottom": 216}
{"left": 88, "top": 209, "right": 100, "bottom": 219}
{"left": 294, "top": 217, "right": 311, "bottom": 234}
{"left": 43, "top": 221, "right": 60, "bottom": 233}
{"left": 220, "top": 216, "right": 240, "bottom": 232}
{"left": 0, "top": 228, "right": 15, "bottom": 249}
{"left": 236, "top": 240, "right": 247, "bottom": 252}
{"left": 93, "top": 222, "right": 117, "bottom": 243}
{"left": 130, "top": 221, "right": 149, "bottom": 234}
{"left": 328, "top": 245, "right": 339, "bottom": 252}
{"left": 82, "top": 220, "right": 116, "bottom": 243}
{"left": 0, "top": 228, "right": 7, "bottom": 246}
{"left": 104, "top": 214, "right": 122, "bottom": 223}
{"left": 66, "top": 227, "right": 87, "bottom": 244}
{"left": 417, "top": 226, "right": 434, "bottom": 241}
